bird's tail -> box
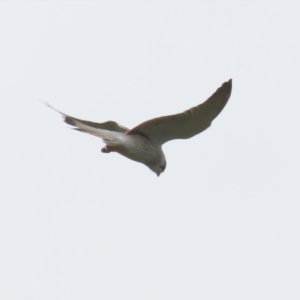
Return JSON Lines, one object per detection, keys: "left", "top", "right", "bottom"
{"left": 41, "top": 101, "right": 124, "bottom": 147}
{"left": 64, "top": 116, "right": 124, "bottom": 146}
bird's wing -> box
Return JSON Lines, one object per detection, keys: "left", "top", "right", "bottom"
{"left": 42, "top": 102, "right": 129, "bottom": 133}
{"left": 128, "top": 79, "right": 232, "bottom": 145}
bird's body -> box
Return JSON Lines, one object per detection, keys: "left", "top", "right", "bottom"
{"left": 103, "top": 133, "right": 166, "bottom": 174}
{"left": 44, "top": 79, "right": 232, "bottom": 176}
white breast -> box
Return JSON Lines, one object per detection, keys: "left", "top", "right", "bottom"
{"left": 118, "top": 134, "right": 162, "bottom": 165}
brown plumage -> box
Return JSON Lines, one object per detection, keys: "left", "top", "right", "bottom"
{"left": 43, "top": 79, "right": 232, "bottom": 176}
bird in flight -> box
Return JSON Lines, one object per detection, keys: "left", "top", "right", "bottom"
{"left": 44, "top": 79, "right": 232, "bottom": 176}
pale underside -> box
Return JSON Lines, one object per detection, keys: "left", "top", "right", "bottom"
{"left": 44, "top": 79, "right": 232, "bottom": 176}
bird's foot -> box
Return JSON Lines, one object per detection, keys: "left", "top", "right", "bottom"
{"left": 101, "top": 146, "right": 118, "bottom": 153}
{"left": 101, "top": 147, "right": 110, "bottom": 153}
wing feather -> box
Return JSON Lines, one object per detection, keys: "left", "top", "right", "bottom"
{"left": 42, "top": 102, "right": 129, "bottom": 133}
{"left": 128, "top": 79, "right": 232, "bottom": 145}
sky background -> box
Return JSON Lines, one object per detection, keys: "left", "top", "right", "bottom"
{"left": 1, "top": 1, "right": 300, "bottom": 299}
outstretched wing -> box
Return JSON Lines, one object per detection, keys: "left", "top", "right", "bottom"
{"left": 128, "top": 79, "right": 232, "bottom": 145}
{"left": 42, "top": 102, "right": 129, "bottom": 133}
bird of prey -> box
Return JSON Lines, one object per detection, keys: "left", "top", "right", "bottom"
{"left": 44, "top": 79, "right": 232, "bottom": 176}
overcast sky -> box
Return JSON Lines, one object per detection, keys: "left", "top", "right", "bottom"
{"left": 1, "top": 1, "right": 300, "bottom": 299}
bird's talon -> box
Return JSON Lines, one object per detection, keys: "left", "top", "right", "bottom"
{"left": 101, "top": 147, "right": 109, "bottom": 153}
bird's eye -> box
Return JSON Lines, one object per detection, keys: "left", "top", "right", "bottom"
{"left": 160, "top": 164, "right": 166, "bottom": 171}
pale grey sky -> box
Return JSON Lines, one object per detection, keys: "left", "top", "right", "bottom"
{"left": 1, "top": 1, "right": 300, "bottom": 299}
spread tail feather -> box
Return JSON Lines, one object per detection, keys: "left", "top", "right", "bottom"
{"left": 42, "top": 101, "right": 124, "bottom": 146}
{"left": 64, "top": 116, "right": 124, "bottom": 146}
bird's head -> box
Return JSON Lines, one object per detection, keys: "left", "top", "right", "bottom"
{"left": 148, "top": 155, "right": 166, "bottom": 177}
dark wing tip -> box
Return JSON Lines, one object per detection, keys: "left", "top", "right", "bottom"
{"left": 227, "top": 78, "right": 232, "bottom": 87}
{"left": 221, "top": 78, "right": 233, "bottom": 102}
{"left": 64, "top": 116, "right": 76, "bottom": 127}
{"left": 228, "top": 78, "right": 232, "bottom": 88}
{"left": 224, "top": 78, "right": 232, "bottom": 90}
{"left": 202, "top": 78, "right": 233, "bottom": 122}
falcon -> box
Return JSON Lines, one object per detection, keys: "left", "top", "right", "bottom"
{"left": 44, "top": 79, "right": 232, "bottom": 176}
